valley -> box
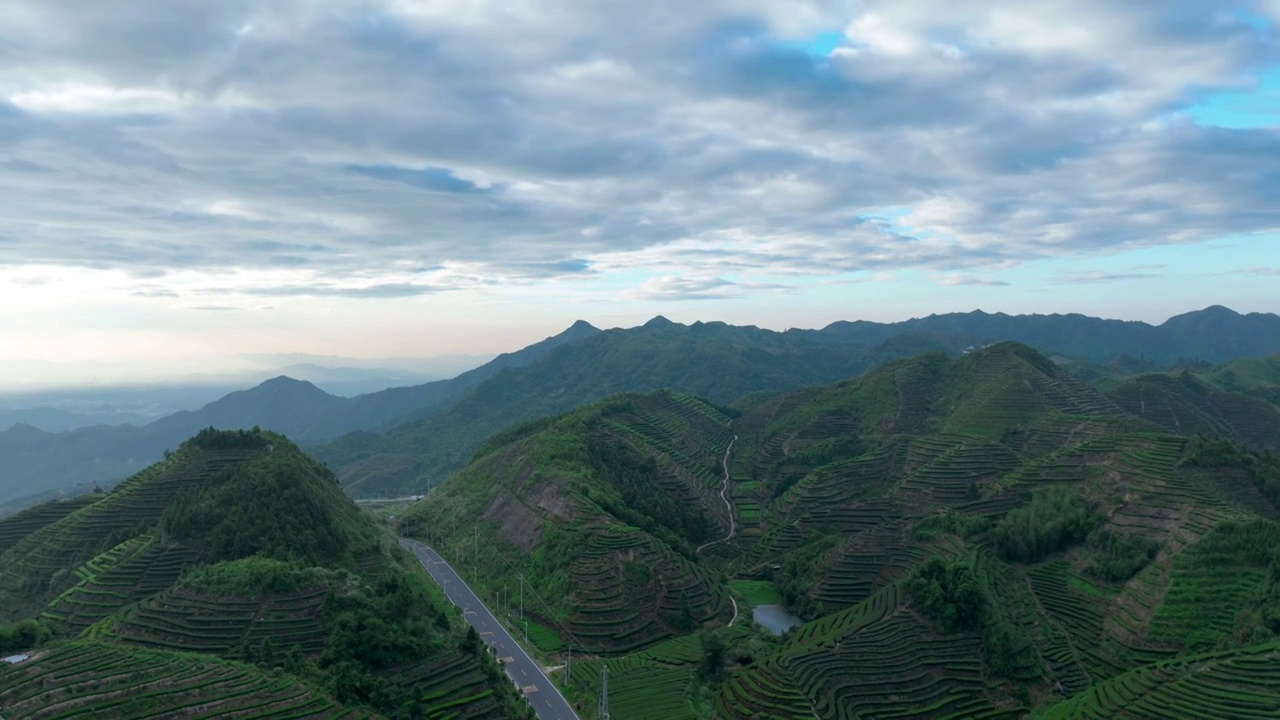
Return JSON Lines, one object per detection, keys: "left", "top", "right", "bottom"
{"left": 1, "top": 315, "right": 1279, "bottom": 718}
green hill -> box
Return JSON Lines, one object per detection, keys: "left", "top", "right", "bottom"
{"left": 401, "top": 390, "right": 737, "bottom": 654}
{"left": 318, "top": 321, "right": 957, "bottom": 496}
{"left": 400, "top": 342, "right": 1280, "bottom": 718}
{"left": 1203, "top": 354, "right": 1280, "bottom": 405}
{"left": 1103, "top": 371, "right": 1280, "bottom": 451}
{"left": 0, "top": 428, "right": 522, "bottom": 720}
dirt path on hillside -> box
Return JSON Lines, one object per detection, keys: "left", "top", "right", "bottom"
{"left": 696, "top": 434, "right": 740, "bottom": 626}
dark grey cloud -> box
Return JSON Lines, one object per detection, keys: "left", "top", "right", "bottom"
{"left": 0, "top": 0, "right": 1276, "bottom": 297}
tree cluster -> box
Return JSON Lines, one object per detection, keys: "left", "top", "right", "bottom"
{"left": 0, "top": 619, "right": 51, "bottom": 654}
{"left": 906, "top": 559, "right": 985, "bottom": 632}
{"left": 1083, "top": 528, "right": 1160, "bottom": 582}
{"left": 587, "top": 440, "right": 712, "bottom": 547}
{"left": 161, "top": 450, "right": 361, "bottom": 567}
{"left": 183, "top": 426, "right": 273, "bottom": 451}
{"left": 993, "top": 487, "right": 1099, "bottom": 563}
{"left": 907, "top": 559, "right": 1038, "bottom": 680}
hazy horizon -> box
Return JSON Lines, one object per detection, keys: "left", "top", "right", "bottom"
{"left": 2, "top": 304, "right": 1270, "bottom": 392}
{"left": 4, "top": 1, "right": 1278, "bottom": 387}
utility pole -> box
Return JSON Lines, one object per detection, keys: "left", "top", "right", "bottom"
{"left": 566, "top": 646, "right": 571, "bottom": 686}
{"left": 519, "top": 575, "right": 524, "bottom": 622}
{"left": 473, "top": 525, "right": 478, "bottom": 562}
{"left": 599, "top": 665, "right": 611, "bottom": 720}
{"left": 523, "top": 619, "right": 529, "bottom": 644}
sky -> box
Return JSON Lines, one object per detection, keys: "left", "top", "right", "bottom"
{"left": 2, "top": 0, "right": 1279, "bottom": 387}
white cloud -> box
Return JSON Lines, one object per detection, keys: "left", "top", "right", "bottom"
{"left": 0, "top": 0, "right": 1273, "bottom": 303}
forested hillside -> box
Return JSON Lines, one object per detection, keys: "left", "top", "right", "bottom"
{"left": 0, "top": 428, "right": 522, "bottom": 720}
{"left": 400, "top": 342, "right": 1280, "bottom": 718}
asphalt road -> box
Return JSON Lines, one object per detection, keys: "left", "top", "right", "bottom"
{"left": 399, "top": 537, "right": 581, "bottom": 720}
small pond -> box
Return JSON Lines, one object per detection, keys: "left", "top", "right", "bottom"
{"left": 752, "top": 604, "right": 803, "bottom": 635}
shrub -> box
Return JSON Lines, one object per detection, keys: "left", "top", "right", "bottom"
{"left": 0, "top": 619, "right": 51, "bottom": 654}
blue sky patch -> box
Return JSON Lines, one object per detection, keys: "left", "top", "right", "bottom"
{"left": 1184, "top": 67, "right": 1280, "bottom": 128}
{"left": 772, "top": 31, "right": 844, "bottom": 58}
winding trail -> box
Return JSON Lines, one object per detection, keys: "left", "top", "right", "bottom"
{"left": 697, "top": 434, "right": 740, "bottom": 626}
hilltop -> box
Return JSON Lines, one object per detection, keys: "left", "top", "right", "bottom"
{"left": 0, "top": 428, "right": 522, "bottom": 720}
{"left": 400, "top": 342, "right": 1280, "bottom": 718}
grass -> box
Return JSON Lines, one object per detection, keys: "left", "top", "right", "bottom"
{"left": 731, "top": 580, "right": 784, "bottom": 609}
{"left": 526, "top": 619, "right": 565, "bottom": 653}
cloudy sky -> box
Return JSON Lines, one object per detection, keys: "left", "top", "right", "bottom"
{"left": 2, "top": 1, "right": 1279, "bottom": 385}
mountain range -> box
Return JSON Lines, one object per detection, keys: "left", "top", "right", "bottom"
{"left": 4, "top": 315, "right": 1280, "bottom": 717}
{"left": 1, "top": 306, "right": 1278, "bottom": 505}
{"left": 399, "top": 340, "right": 1280, "bottom": 717}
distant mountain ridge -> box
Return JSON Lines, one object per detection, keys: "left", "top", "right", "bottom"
{"left": 1, "top": 305, "right": 1277, "bottom": 504}
{"left": 820, "top": 305, "right": 1280, "bottom": 363}
{"left": 0, "top": 321, "right": 599, "bottom": 503}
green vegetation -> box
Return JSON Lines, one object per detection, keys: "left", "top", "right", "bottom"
{"left": 1042, "top": 640, "right": 1280, "bottom": 719}
{"left": 730, "top": 580, "right": 783, "bottom": 609}
{"left": 160, "top": 433, "right": 378, "bottom": 569}
{"left": 1182, "top": 434, "right": 1280, "bottom": 508}
{"left": 320, "top": 320, "right": 948, "bottom": 496}
{"left": 1150, "top": 519, "right": 1280, "bottom": 652}
{"left": 179, "top": 556, "right": 338, "bottom": 597}
{"left": 1082, "top": 528, "right": 1160, "bottom": 582}
{"left": 0, "top": 619, "right": 51, "bottom": 654}
{"left": 389, "top": 341, "right": 1280, "bottom": 718}
{"left": 16, "top": 335, "right": 1280, "bottom": 717}
{"left": 400, "top": 390, "right": 733, "bottom": 653}
{"left": 994, "top": 487, "right": 1099, "bottom": 563}
{"left": 0, "top": 641, "right": 377, "bottom": 719}
{"left": 906, "top": 558, "right": 985, "bottom": 632}
{"left": 0, "top": 428, "right": 520, "bottom": 720}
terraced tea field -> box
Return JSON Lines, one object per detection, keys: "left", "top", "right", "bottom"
{"left": 719, "top": 587, "right": 1021, "bottom": 719}
{"left": 1042, "top": 641, "right": 1280, "bottom": 719}
{"left": 400, "top": 344, "right": 1280, "bottom": 718}
{"left": 0, "top": 494, "right": 98, "bottom": 555}
{"left": 0, "top": 642, "right": 374, "bottom": 719}
{"left": 0, "top": 447, "right": 264, "bottom": 619}
{"left": 570, "top": 630, "right": 726, "bottom": 720}
{"left": 561, "top": 524, "right": 726, "bottom": 653}
{"left": 107, "top": 586, "right": 331, "bottom": 659}
{"left": 42, "top": 536, "right": 195, "bottom": 635}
